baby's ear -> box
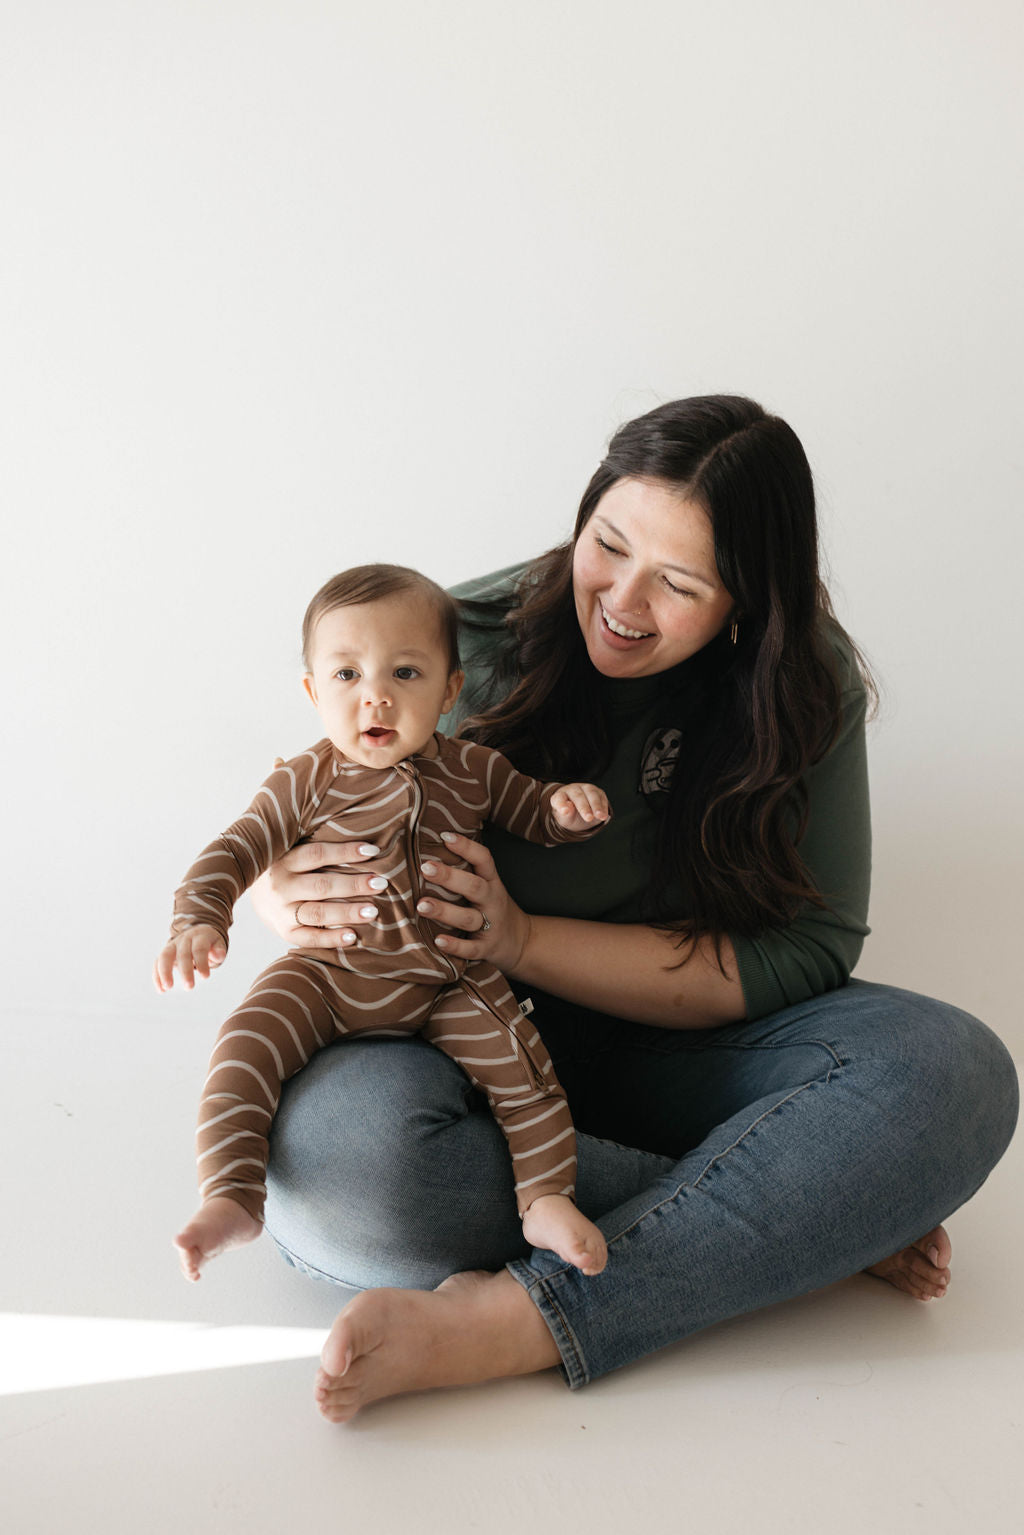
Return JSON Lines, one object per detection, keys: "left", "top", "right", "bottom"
{"left": 302, "top": 672, "right": 318, "bottom": 705}
{"left": 443, "top": 670, "right": 465, "bottom": 712}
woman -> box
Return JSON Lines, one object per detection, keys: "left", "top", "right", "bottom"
{"left": 254, "top": 395, "right": 1018, "bottom": 1421}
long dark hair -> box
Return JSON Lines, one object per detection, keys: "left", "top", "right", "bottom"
{"left": 460, "top": 395, "right": 874, "bottom": 952}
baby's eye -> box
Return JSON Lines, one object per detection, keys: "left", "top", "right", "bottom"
{"left": 394, "top": 666, "right": 420, "bottom": 681}
{"left": 334, "top": 668, "right": 359, "bottom": 681}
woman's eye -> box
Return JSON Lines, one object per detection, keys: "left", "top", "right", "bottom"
{"left": 595, "top": 535, "right": 623, "bottom": 556}
{"left": 662, "top": 576, "right": 695, "bottom": 598}
{"left": 394, "top": 666, "right": 420, "bottom": 680}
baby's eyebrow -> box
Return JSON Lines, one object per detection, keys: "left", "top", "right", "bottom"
{"left": 322, "top": 648, "right": 435, "bottom": 662}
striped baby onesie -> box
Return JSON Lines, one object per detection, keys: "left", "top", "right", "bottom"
{"left": 169, "top": 733, "right": 603, "bottom": 1223}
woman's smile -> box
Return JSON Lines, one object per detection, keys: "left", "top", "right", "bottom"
{"left": 599, "top": 604, "right": 655, "bottom": 642}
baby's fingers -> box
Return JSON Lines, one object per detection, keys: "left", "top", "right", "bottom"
{"left": 191, "top": 932, "right": 226, "bottom": 980}
{"left": 176, "top": 939, "right": 197, "bottom": 990}
{"left": 154, "top": 941, "right": 181, "bottom": 993}
{"left": 561, "top": 783, "right": 609, "bottom": 823}
{"left": 580, "top": 784, "right": 611, "bottom": 821}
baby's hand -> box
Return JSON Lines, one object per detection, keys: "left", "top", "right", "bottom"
{"left": 551, "top": 782, "right": 611, "bottom": 833}
{"left": 154, "top": 926, "right": 227, "bottom": 993}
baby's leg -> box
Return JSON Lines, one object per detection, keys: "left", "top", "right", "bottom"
{"left": 422, "top": 971, "right": 607, "bottom": 1276}
{"left": 176, "top": 956, "right": 341, "bottom": 1281}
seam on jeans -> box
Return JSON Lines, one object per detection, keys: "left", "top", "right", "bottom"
{"left": 266, "top": 1232, "right": 365, "bottom": 1291}
{"left": 588, "top": 1034, "right": 847, "bottom": 1069}
{"left": 689, "top": 1069, "right": 839, "bottom": 1188}
{"left": 606, "top": 1066, "right": 841, "bottom": 1245}
{"left": 512, "top": 1267, "right": 588, "bottom": 1388}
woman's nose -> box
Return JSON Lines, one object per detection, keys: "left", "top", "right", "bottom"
{"left": 612, "top": 571, "right": 649, "bottom": 615}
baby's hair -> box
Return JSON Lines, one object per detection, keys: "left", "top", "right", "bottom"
{"left": 302, "top": 564, "right": 462, "bottom": 673}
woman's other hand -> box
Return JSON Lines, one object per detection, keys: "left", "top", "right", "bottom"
{"left": 415, "top": 832, "right": 532, "bottom": 975}
{"left": 249, "top": 840, "right": 389, "bottom": 950}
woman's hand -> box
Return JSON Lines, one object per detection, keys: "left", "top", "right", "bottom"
{"left": 414, "top": 832, "right": 532, "bottom": 976}
{"left": 249, "top": 840, "right": 390, "bottom": 950}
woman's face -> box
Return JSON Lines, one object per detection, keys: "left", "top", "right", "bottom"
{"left": 572, "top": 477, "right": 735, "bottom": 679}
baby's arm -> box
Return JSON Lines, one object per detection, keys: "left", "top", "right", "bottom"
{"left": 464, "top": 743, "right": 611, "bottom": 847}
{"left": 155, "top": 746, "right": 326, "bottom": 991}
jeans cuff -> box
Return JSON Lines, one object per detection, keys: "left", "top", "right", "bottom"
{"left": 505, "top": 1258, "right": 590, "bottom": 1391}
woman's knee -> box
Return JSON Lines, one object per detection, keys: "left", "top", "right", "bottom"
{"left": 264, "top": 1036, "right": 528, "bottom": 1288}
{"left": 844, "top": 983, "right": 1018, "bottom": 1190}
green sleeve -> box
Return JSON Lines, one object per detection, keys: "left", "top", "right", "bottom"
{"left": 731, "top": 671, "right": 872, "bottom": 1020}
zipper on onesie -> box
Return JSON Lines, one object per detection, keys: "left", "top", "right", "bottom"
{"left": 460, "top": 974, "right": 548, "bottom": 1091}
{"left": 397, "top": 759, "right": 459, "bottom": 984}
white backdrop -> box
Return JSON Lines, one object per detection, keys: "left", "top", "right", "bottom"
{"left": 2, "top": 0, "right": 1021, "bottom": 1050}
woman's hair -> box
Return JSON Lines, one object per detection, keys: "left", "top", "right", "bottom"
{"left": 302, "top": 563, "right": 461, "bottom": 674}
{"left": 459, "top": 395, "right": 874, "bottom": 954}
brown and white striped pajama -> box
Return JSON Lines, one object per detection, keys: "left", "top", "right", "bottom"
{"left": 169, "top": 734, "right": 601, "bottom": 1225}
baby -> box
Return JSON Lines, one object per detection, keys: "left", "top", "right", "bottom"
{"left": 155, "top": 563, "right": 611, "bottom": 1284}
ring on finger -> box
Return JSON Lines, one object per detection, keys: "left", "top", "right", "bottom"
{"left": 479, "top": 915, "right": 491, "bottom": 933}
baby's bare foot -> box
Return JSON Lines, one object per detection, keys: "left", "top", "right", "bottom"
{"left": 521, "top": 1193, "right": 607, "bottom": 1275}
{"left": 173, "top": 1196, "right": 261, "bottom": 1282}
{"left": 315, "top": 1269, "right": 560, "bottom": 1423}
{"left": 865, "top": 1224, "right": 951, "bottom": 1301}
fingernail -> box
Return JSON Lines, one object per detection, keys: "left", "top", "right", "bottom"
{"left": 359, "top": 905, "right": 378, "bottom": 919}
{"left": 436, "top": 936, "right": 449, "bottom": 949}
{"left": 421, "top": 861, "right": 437, "bottom": 875}
{"left": 440, "top": 832, "right": 457, "bottom": 842}
{"left": 928, "top": 1246, "right": 939, "bottom": 1265}
{"left": 417, "top": 900, "right": 433, "bottom": 914}
{"left": 341, "top": 931, "right": 356, "bottom": 945}
{"left": 368, "top": 876, "right": 388, "bottom": 891}
{"left": 359, "top": 844, "right": 381, "bottom": 856}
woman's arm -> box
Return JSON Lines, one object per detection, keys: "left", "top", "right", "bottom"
{"left": 419, "top": 833, "right": 745, "bottom": 1030}
{"left": 514, "top": 914, "right": 745, "bottom": 1029}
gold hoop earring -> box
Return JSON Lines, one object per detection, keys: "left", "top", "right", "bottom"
{"left": 730, "top": 619, "right": 739, "bottom": 645}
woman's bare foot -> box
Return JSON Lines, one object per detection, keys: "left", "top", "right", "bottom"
{"left": 173, "top": 1196, "right": 261, "bottom": 1282}
{"left": 521, "top": 1194, "right": 607, "bottom": 1275}
{"left": 315, "top": 1269, "right": 561, "bottom": 1423}
{"left": 865, "top": 1224, "right": 951, "bottom": 1301}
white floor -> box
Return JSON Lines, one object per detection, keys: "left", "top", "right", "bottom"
{"left": 3, "top": 1004, "right": 1021, "bottom": 1535}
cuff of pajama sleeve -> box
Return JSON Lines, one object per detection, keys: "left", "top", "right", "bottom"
{"left": 505, "top": 1258, "right": 589, "bottom": 1391}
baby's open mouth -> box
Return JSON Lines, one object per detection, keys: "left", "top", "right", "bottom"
{"left": 363, "top": 726, "right": 396, "bottom": 741}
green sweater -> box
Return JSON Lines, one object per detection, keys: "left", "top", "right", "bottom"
{"left": 441, "top": 561, "right": 871, "bottom": 1022}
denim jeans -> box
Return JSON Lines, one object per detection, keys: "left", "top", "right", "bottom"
{"left": 263, "top": 980, "right": 1018, "bottom": 1389}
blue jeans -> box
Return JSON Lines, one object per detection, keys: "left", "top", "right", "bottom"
{"left": 263, "top": 980, "right": 1018, "bottom": 1389}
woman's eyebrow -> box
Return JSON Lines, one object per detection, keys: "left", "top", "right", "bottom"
{"left": 597, "top": 517, "right": 719, "bottom": 590}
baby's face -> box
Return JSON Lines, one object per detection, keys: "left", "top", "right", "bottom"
{"left": 303, "top": 592, "right": 462, "bottom": 768}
